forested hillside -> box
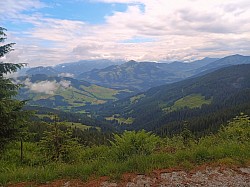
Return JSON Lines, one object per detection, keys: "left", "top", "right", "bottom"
{"left": 77, "top": 59, "right": 216, "bottom": 91}
{"left": 96, "top": 64, "right": 250, "bottom": 135}
{"left": 77, "top": 55, "right": 250, "bottom": 91}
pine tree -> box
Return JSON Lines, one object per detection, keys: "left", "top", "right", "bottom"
{"left": 39, "top": 115, "right": 82, "bottom": 163}
{"left": 0, "top": 27, "right": 28, "bottom": 152}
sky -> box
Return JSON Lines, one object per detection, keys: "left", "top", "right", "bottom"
{"left": 1, "top": 0, "right": 250, "bottom": 67}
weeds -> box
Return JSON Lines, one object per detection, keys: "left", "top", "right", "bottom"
{"left": 1, "top": 114, "right": 250, "bottom": 185}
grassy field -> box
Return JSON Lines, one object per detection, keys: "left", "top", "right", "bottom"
{"left": 35, "top": 115, "right": 100, "bottom": 130}
{"left": 163, "top": 94, "right": 212, "bottom": 112}
{"left": 24, "top": 83, "right": 123, "bottom": 112}
{"left": 130, "top": 94, "right": 145, "bottom": 104}
{"left": 0, "top": 114, "right": 249, "bottom": 186}
{"left": 62, "top": 122, "right": 100, "bottom": 131}
{"left": 106, "top": 114, "right": 135, "bottom": 125}
{"left": 36, "top": 114, "right": 52, "bottom": 119}
{"left": 82, "top": 85, "right": 119, "bottom": 100}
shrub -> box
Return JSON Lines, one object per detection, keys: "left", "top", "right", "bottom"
{"left": 218, "top": 113, "right": 250, "bottom": 143}
{"left": 110, "top": 130, "right": 161, "bottom": 161}
{"left": 39, "top": 125, "right": 82, "bottom": 163}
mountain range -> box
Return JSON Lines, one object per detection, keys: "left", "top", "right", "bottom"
{"left": 77, "top": 55, "right": 250, "bottom": 91}
{"left": 94, "top": 64, "right": 250, "bottom": 135}
{"left": 16, "top": 54, "right": 250, "bottom": 133}
{"left": 25, "top": 55, "right": 250, "bottom": 92}
{"left": 26, "top": 59, "right": 124, "bottom": 76}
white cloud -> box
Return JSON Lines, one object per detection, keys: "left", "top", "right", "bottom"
{"left": 58, "top": 73, "right": 74, "bottom": 78}
{"left": 23, "top": 79, "right": 58, "bottom": 94}
{"left": 23, "top": 78, "right": 71, "bottom": 94}
{"left": 59, "top": 80, "right": 71, "bottom": 88}
{"left": 0, "top": 0, "right": 46, "bottom": 18}
{"left": 2, "top": 0, "right": 250, "bottom": 66}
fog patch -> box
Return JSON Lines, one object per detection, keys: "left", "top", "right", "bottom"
{"left": 59, "top": 80, "right": 71, "bottom": 89}
{"left": 58, "top": 73, "right": 74, "bottom": 78}
{"left": 23, "top": 79, "right": 71, "bottom": 94}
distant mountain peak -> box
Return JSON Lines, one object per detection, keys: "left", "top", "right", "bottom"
{"left": 126, "top": 60, "right": 138, "bottom": 64}
{"left": 221, "top": 54, "right": 247, "bottom": 59}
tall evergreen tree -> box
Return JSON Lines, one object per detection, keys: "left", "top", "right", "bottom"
{"left": 0, "top": 27, "right": 28, "bottom": 152}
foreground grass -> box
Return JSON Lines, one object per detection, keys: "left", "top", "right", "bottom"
{"left": 1, "top": 115, "right": 250, "bottom": 185}
{"left": 1, "top": 140, "right": 249, "bottom": 185}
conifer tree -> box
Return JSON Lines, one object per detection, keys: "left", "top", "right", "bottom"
{"left": 0, "top": 27, "right": 28, "bottom": 152}
{"left": 39, "top": 115, "right": 82, "bottom": 163}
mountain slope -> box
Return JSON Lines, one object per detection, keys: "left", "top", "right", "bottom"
{"left": 97, "top": 64, "right": 250, "bottom": 134}
{"left": 78, "top": 55, "right": 250, "bottom": 91}
{"left": 26, "top": 60, "right": 124, "bottom": 78}
{"left": 54, "top": 59, "right": 124, "bottom": 76}
{"left": 193, "top": 54, "right": 250, "bottom": 75}
{"left": 78, "top": 58, "right": 218, "bottom": 91}
{"left": 17, "top": 74, "right": 131, "bottom": 112}
{"left": 26, "top": 66, "right": 59, "bottom": 76}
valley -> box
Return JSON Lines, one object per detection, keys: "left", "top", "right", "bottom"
{"left": 1, "top": 0, "right": 250, "bottom": 184}
{"left": 11, "top": 55, "right": 250, "bottom": 137}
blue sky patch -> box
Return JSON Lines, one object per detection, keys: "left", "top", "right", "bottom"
{"left": 39, "top": 0, "right": 128, "bottom": 24}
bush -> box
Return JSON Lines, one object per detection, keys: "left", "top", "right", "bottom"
{"left": 110, "top": 130, "right": 161, "bottom": 161}
{"left": 218, "top": 113, "right": 250, "bottom": 143}
{"left": 39, "top": 125, "right": 82, "bottom": 163}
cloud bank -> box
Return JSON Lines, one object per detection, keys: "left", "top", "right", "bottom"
{"left": 23, "top": 79, "right": 71, "bottom": 94}
{"left": 1, "top": 0, "right": 250, "bottom": 66}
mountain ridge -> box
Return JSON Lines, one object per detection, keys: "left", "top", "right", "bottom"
{"left": 94, "top": 64, "right": 250, "bottom": 135}
{"left": 77, "top": 55, "right": 250, "bottom": 91}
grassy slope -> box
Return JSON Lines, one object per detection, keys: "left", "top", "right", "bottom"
{"left": 82, "top": 85, "right": 119, "bottom": 100}
{"left": 1, "top": 115, "right": 249, "bottom": 185}
{"left": 35, "top": 114, "right": 101, "bottom": 130}
{"left": 130, "top": 94, "right": 145, "bottom": 104}
{"left": 27, "top": 84, "right": 121, "bottom": 112}
{"left": 62, "top": 122, "right": 101, "bottom": 131}
{"left": 106, "top": 114, "right": 135, "bottom": 125}
{"left": 163, "top": 94, "right": 212, "bottom": 112}
{"left": 1, "top": 134, "right": 249, "bottom": 185}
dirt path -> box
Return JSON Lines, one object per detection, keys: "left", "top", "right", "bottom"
{"left": 6, "top": 166, "right": 250, "bottom": 187}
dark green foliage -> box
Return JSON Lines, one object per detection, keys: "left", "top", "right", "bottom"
{"left": 73, "top": 128, "right": 114, "bottom": 146}
{"left": 0, "top": 27, "right": 28, "bottom": 152}
{"left": 218, "top": 113, "right": 250, "bottom": 142}
{"left": 1, "top": 114, "right": 250, "bottom": 185}
{"left": 0, "top": 27, "right": 15, "bottom": 58}
{"left": 97, "top": 64, "right": 250, "bottom": 136}
{"left": 180, "top": 122, "right": 194, "bottom": 147}
{"left": 25, "top": 105, "right": 115, "bottom": 132}
{"left": 110, "top": 130, "right": 161, "bottom": 161}
{"left": 78, "top": 60, "right": 188, "bottom": 91}
{"left": 39, "top": 119, "right": 82, "bottom": 163}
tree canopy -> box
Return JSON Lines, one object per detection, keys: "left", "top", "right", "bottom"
{"left": 0, "top": 27, "right": 28, "bottom": 152}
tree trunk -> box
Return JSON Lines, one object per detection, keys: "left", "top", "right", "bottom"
{"left": 20, "top": 138, "right": 23, "bottom": 162}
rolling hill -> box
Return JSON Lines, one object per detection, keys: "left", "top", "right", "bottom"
{"left": 16, "top": 74, "right": 132, "bottom": 113}
{"left": 95, "top": 64, "right": 250, "bottom": 135}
